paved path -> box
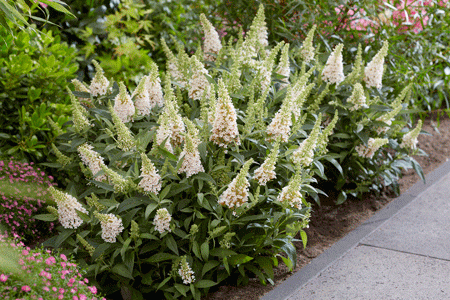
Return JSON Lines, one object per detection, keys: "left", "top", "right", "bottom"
{"left": 262, "top": 160, "right": 450, "bottom": 300}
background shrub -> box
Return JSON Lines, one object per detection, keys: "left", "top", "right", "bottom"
{"left": 0, "top": 22, "right": 78, "bottom": 163}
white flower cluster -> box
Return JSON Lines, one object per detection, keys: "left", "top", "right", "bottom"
{"left": 153, "top": 208, "right": 172, "bottom": 234}
{"left": 321, "top": 44, "right": 345, "bottom": 85}
{"left": 139, "top": 153, "right": 162, "bottom": 194}
{"left": 49, "top": 187, "right": 88, "bottom": 229}
{"left": 132, "top": 76, "right": 151, "bottom": 116}
{"left": 89, "top": 61, "right": 110, "bottom": 97}
{"left": 254, "top": 142, "right": 279, "bottom": 186}
{"left": 178, "top": 120, "right": 204, "bottom": 178}
{"left": 200, "top": 13, "right": 222, "bottom": 61}
{"left": 364, "top": 41, "right": 388, "bottom": 89}
{"left": 155, "top": 120, "right": 174, "bottom": 153}
{"left": 347, "top": 83, "right": 367, "bottom": 111}
{"left": 277, "top": 176, "right": 303, "bottom": 209}
{"left": 178, "top": 257, "right": 195, "bottom": 285}
{"left": 400, "top": 120, "right": 422, "bottom": 150}
{"left": 210, "top": 79, "right": 240, "bottom": 147}
{"left": 355, "top": 137, "right": 388, "bottom": 159}
{"left": 267, "top": 101, "right": 292, "bottom": 142}
{"left": 292, "top": 142, "right": 314, "bottom": 167}
{"left": 77, "top": 143, "right": 107, "bottom": 182}
{"left": 114, "top": 82, "right": 135, "bottom": 123}
{"left": 189, "top": 56, "right": 211, "bottom": 100}
{"left": 218, "top": 159, "right": 253, "bottom": 209}
{"left": 276, "top": 43, "right": 290, "bottom": 88}
{"left": 147, "top": 74, "right": 164, "bottom": 109}
{"left": 299, "top": 25, "right": 316, "bottom": 63}
{"left": 96, "top": 212, "right": 124, "bottom": 243}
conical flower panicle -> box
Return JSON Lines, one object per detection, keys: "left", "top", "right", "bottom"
{"left": 178, "top": 256, "right": 195, "bottom": 285}
{"left": 347, "top": 83, "right": 367, "bottom": 111}
{"left": 355, "top": 137, "right": 388, "bottom": 159}
{"left": 345, "top": 44, "right": 363, "bottom": 84}
{"left": 276, "top": 43, "right": 290, "bottom": 88}
{"left": 77, "top": 143, "right": 107, "bottom": 182}
{"left": 254, "top": 140, "right": 280, "bottom": 186}
{"left": 85, "top": 193, "right": 106, "bottom": 211}
{"left": 153, "top": 208, "right": 172, "bottom": 234}
{"left": 48, "top": 186, "right": 88, "bottom": 229}
{"left": 317, "top": 111, "right": 338, "bottom": 155}
{"left": 155, "top": 111, "right": 174, "bottom": 154}
{"left": 114, "top": 82, "right": 135, "bottom": 123}
{"left": 69, "top": 89, "right": 91, "bottom": 133}
{"left": 322, "top": 43, "right": 345, "bottom": 85}
{"left": 161, "top": 38, "right": 184, "bottom": 86}
{"left": 94, "top": 212, "right": 124, "bottom": 243}
{"left": 147, "top": 63, "right": 164, "bottom": 108}
{"left": 210, "top": 79, "right": 240, "bottom": 147}
{"left": 299, "top": 25, "right": 316, "bottom": 63}
{"left": 376, "top": 103, "right": 402, "bottom": 126}
{"left": 218, "top": 159, "right": 253, "bottom": 209}
{"left": 291, "top": 114, "right": 322, "bottom": 167}
{"left": 188, "top": 56, "right": 211, "bottom": 100}
{"left": 364, "top": 41, "right": 388, "bottom": 89}
{"left": 108, "top": 103, "right": 136, "bottom": 151}
{"left": 251, "top": 4, "right": 268, "bottom": 48}
{"left": 257, "top": 41, "right": 284, "bottom": 91}
{"left": 51, "top": 143, "right": 72, "bottom": 167}
{"left": 401, "top": 120, "right": 422, "bottom": 150}
{"left": 167, "top": 99, "right": 186, "bottom": 148}
{"left": 139, "top": 152, "right": 162, "bottom": 195}
{"left": 200, "top": 13, "right": 222, "bottom": 61}
{"left": 72, "top": 79, "right": 93, "bottom": 107}
{"left": 132, "top": 76, "right": 151, "bottom": 116}
{"left": 89, "top": 60, "right": 110, "bottom": 97}
{"left": 266, "top": 91, "right": 292, "bottom": 143}
{"left": 178, "top": 119, "right": 204, "bottom": 178}
{"left": 277, "top": 173, "right": 303, "bottom": 209}
{"left": 101, "top": 164, "right": 133, "bottom": 194}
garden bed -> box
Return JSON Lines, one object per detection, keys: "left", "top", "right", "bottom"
{"left": 206, "top": 115, "right": 450, "bottom": 299}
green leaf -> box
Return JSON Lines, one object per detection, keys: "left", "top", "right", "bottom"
{"left": 121, "top": 238, "right": 132, "bottom": 261}
{"left": 93, "top": 243, "right": 111, "bottom": 260}
{"left": 174, "top": 283, "right": 189, "bottom": 296}
{"left": 166, "top": 235, "right": 179, "bottom": 255}
{"left": 166, "top": 183, "right": 191, "bottom": 198}
{"left": 146, "top": 253, "right": 178, "bottom": 263}
{"left": 300, "top": 230, "right": 308, "bottom": 249}
{"left": 33, "top": 214, "right": 57, "bottom": 222}
{"left": 201, "top": 261, "right": 220, "bottom": 277}
{"left": 111, "top": 263, "right": 133, "bottom": 280}
{"left": 411, "top": 157, "right": 426, "bottom": 183}
{"left": 194, "top": 280, "right": 217, "bottom": 289}
{"left": 200, "top": 241, "right": 209, "bottom": 261}
{"left": 336, "top": 191, "right": 347, "bottom": 205}
{"left": 117, "top": 197, "right": 146, "bottom": 213}
{"left": 145, "top": 203, "right": 158, "bottom": 219}
{"left": 228, "top": 254, "right": 253, "bottom": 266}
{"left": 54, "top": 229, "right": 74, "bottom": 248}
{"left": 256, "top": 257, "right": 274, "bottom": 280}
{"left": 209, "top": 248, "right": 237, "bottom": 258}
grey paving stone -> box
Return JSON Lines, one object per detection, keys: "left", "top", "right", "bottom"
{"left": 288, "top": 245, "right": 450, "bottom": 300}
{"left": 362, "top": 170, "right": 450, "bottom": 260}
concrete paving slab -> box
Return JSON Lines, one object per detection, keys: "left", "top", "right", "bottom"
{"left": 288, "top": 245, "right": 450, "bottom": 300}
{"left": 362, "top": 170, "right": 450, "bottom": 260}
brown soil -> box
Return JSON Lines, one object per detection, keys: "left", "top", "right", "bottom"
{"left": 206, "top": 115, "right": 450, "bottom": 300}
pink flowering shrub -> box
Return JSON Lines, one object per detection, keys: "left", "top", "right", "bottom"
{"left": 0, "top": 234, "right": 104, "bottom": 300}
{"left": 0, "top": 159, "right": 57, "bottom": 242}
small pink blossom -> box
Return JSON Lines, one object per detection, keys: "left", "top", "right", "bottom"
{"left": 21, "top": 285, "right": 31, "bottom": 292}
{"left": 0, "top": 274, "right": 8, "bottom": 282}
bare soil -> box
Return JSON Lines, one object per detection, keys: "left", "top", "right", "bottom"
{"left": 206, "top": 115, "right": 450, "bottom": 300}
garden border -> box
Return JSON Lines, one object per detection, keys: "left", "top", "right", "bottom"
{"left": 261, "top": 159, "right": 450, "bottom": 300}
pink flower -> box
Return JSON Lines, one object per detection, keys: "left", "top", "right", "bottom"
{"left": 21, "top": 285, "right": 31, "bottom": 292}
{"left": 0, "top": 274, "right": 8, "bottom": 282}
{"left": 79, "top": 295, "right": 87, "bottom": 300}
{"left": 88, "top": 286, "right": 97, "bottom": 294}
{"left": 45, "top": 256, "right": 56, "bottom": 266}
{"left": 60, "top": 254, "right": 67, "bottom": 261}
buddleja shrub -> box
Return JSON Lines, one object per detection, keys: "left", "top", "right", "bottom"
{"left": 39, "top": 6, "right": 341, "bottom": 300}
{"left": 292, "top": 29, "right": 425, "bottom": 203}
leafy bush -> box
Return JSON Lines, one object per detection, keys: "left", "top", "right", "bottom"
{"left": 0, "top": 22, "right": 78, "bottom": 162}
{"left": 0, "top": 234, "right": 104, "bottom": 300}
{"left": 39, "top": 7, "right": 337, "bottom": 299}
{"left": 0, "top": 159, "right": 57, "bottom": 242}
